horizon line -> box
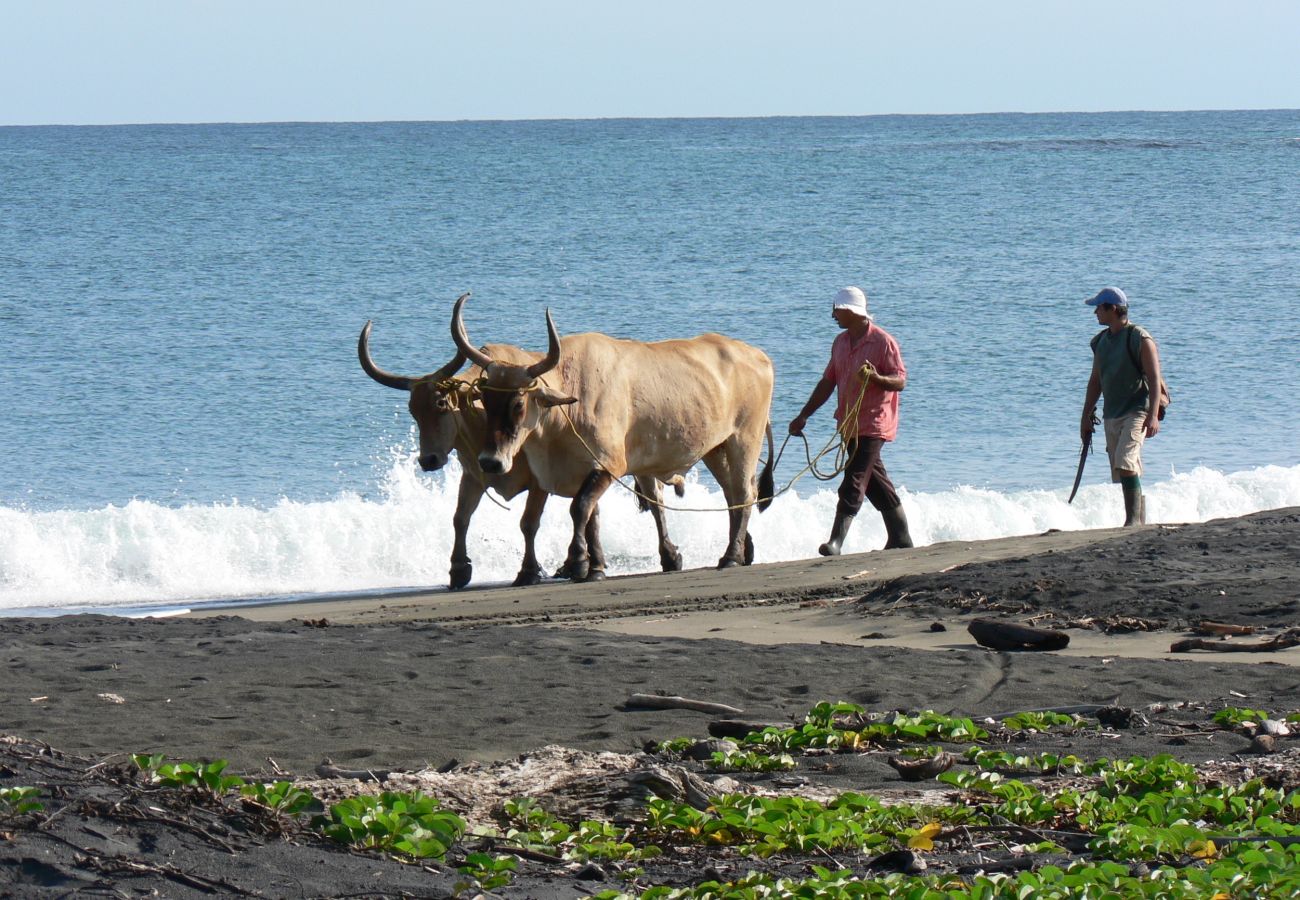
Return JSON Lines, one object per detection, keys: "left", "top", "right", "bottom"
{"left": 4, "top": 106, "right": 1298, "bottom": 129}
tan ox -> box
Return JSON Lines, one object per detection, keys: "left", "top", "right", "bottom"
{"left": 450, "top": 294, "right": 775, "bottom": 581}
{"left": 359, "top": 317, "right": 683, "bottom": 587}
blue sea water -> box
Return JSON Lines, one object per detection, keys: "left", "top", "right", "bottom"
{"left": 2, "top": 111, "right": 1298, "bottom": 613}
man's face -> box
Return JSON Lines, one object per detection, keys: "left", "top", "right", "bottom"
{"left": 832, "top": 308, "right": 866, "bottom": 329}
{"left": 1093, "top": 303, "right": 1121, "bottom": 327}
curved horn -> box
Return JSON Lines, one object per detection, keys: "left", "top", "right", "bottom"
{"left": 431, "top": 349, "right": 468, "bottom": 382}
{"left": 358, "top": 321, "right": 413, "bottom": 391}
{"left": 525, "top": 308, "right": 561, "bottom": 378}
{"left": 450, "top": 292, "right": 494, "bottom": 370}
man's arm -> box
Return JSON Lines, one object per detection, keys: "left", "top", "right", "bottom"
{"left": 1081, "top": 356, "right": 1102, "bottom": 442}
{"left": 863, "top": 364, "right": 905, "bottom": 392}
{"left": 789, "top": 376, "right": 835, "bottom": 436}
{"left": 1140, "top": 336, "right": 1162, "bottom": 438}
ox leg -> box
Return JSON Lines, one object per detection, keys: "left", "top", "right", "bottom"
{"left": 635, "top": 476, "right": 682, "bottom": 572}
{"left": 584, "top": 505, "right": 607, "bottom": 582}
{"left": 450, "top": 477, "right": 485, "bottom": 590}
{"left": 512, "top": 489, "right": 549, "bottom": 587}
{"left": 566, "top": 469, "right": 614, "bottom": 582}
{"left": 704, "top": 447, "right": 756, "bottom": 570}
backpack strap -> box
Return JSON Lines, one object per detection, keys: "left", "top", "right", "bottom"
{"left": 1126, "top": 324, "right": 1144, "bottom": 373}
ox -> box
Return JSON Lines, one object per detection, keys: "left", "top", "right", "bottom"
{"left": 450, "top": 294, "right": 775, "bottom": 581}
{"left": 358, "top": 313, "right": 683, "bottom": 588}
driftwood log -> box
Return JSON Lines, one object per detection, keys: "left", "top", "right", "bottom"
{"left": 624, "top": 694, "right": 744, "bottom": 716}
{"left": 1169, "top": 635, "right": 1300, "bottom": 654}
{"left": 1195, "top": 621, "right": 1257, "bottom": 636}
{"left": 967, "top": 618, "right": 1070, "bottom": 651}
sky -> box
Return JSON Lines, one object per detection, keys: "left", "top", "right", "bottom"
{"left": 4, "top": 0, "right": 1300, "bottom": 126}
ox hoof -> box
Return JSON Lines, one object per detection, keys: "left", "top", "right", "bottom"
{"left": 744, "top": 533, "right": 755, "bottom": 566}
{"left": 512, "top": 568, "right": 544, "bottom": 587}
{"left": 583, "top": 569, "right": 607, "bottom": 583}
{"left": 553, "top": 562, "right": 572, "bottom": 579}
{"left": 449, "top": 563, "right": 473, "bottom": 591}
{"left": 566, "top": 559, "right": 591, "bottom": 582}
{"left": 716, "top": 557, "right": 742, "bottom": 570}
{"left": 660, "top": 550, "right": 683, "bottom": 572}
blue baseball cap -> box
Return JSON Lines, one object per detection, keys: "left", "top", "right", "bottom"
{"left": 1085, "top": 287, "right": 1129, "bottom": 307}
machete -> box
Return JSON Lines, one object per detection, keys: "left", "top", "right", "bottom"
{"left": 1068, "top": 413, "right": 1099, "bottom": 504}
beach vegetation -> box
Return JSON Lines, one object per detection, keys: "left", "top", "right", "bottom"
{"left": 0, "top": 786, "right": 43, "bottom": 818}
{"left": 708, "top": 749, "right": 796, "bottom": 772}
{"left": 999, "top": 710, "right": 1086, "bottom": 732}
{"left": 455, "top": 851, "right": 517, "bottom": 894}
{"left": 239, "top": 780, "right": 322, "bottom": 818}
{"left": 132, "top": 754, "right": 246, "bottom": 797}
{"left": 745, "top": 702, "right": 989, "bottom": 752}
{"left": 315, "top": 791, "right": 465, "bottom": 859}
{"left": 502, "top": 798, "right": 660, "bottom": 864}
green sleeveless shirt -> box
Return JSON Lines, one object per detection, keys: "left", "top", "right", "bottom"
{"left": 1090, "top": 324, "right": 1151, "bottom": 419}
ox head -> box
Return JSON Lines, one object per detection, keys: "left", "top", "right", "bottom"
{"left": 450, "top": 293, "right": 576, "bottom": 475}
{"left": 358, "top": 311, "right": 471, "bottom": 473}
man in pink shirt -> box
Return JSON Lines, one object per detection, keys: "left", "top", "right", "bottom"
{"left": 789, "top": 286, "right": 913, "bottom": 555}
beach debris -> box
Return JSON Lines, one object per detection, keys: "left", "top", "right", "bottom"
{"left": 967, "top": 618, "right": 1070, "bottom": 652}
{"left": 624, "top": 693, "right": 744, "bottom": 716}
{"left": 1170, "top": 634, "right": 1300, "bottom": 654}
{"left": 1096, "top": 706, "right": 1148, "bottom": 729}
{"left": 315, "top": 760, "right": 394, "bottom": 783}
{"left": 96, "top": 693, "right": 126, "bottom": 704}
{"left": 887, "top": 751, "right": 956, "bottom": 781}
{"left": 708, "top": 719, "right": 794, "bottom": 739}
{"left": 681, "top": 739, "right": 738, "bottom": 761}
{"left": 866, "top": 848, "right": 927, "bottom": 874}
{"left": 28, "top": 696, "right": 48, "bottom": 703}
{"left": 1261, "top": 719, "right": 1292, "bottom": 737}
{"left": 1250, "top": 734, "right": 1279, "bottom": 755}
{"left": 301, "top": 618, "right": 330, "bottom": 628}
{"left": 929, "top": 622, "right": 946, "bottom": 632}
{"left": 1196, "top": 621, "right": 1257, "bottom": 636}
{"left": 1066, "top": 614, "right": 1164, "bottom": 633}
{"left": 841, "top": 568, "right": 875, "bottom": 580}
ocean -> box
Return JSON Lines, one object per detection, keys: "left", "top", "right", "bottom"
{"left": 2, "top": 111, "right": 1298, "bottom": 615}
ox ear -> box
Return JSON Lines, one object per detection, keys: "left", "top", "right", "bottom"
{"left": 534, "top": 385, "right": 577, "bottom": 408}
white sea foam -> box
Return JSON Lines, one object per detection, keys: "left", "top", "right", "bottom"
{"left": 1, "top": 458, "right": 1297, "bottom": 615}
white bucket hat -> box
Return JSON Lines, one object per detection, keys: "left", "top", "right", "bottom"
{"left": 832, "top": 286, "right": 871, "bottom": 319}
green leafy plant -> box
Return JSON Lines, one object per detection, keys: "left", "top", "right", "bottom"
{"left": 1213, "top": 706, "right": 1272, "bottom": 729}
{"left": 133, "top": 754, "right": 246, "bottom": 797}
{"left": 239, "top": 780, "right": 322, "bottom": 817}
{"left": 0, "top": 786, "right": 43, "bottom": 817}
{"left": 708, "top": 749, "right": 795, "bottom": 772}
{"left": 316, "top": 791, "right": 466, "bottom": 859}
{"left": 1001, "top": 710, "right": 1085, "bottom": 732}
{"left": 455, "top": 851, "right": 517, "bottom": 893}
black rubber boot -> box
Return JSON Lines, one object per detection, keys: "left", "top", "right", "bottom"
{"left": 1122, "top": 485, "right": 1144, "bottom": 527}
{"left": 818, "top": 502, "right": 856, "bottom": 556}
{"left": 881, "top": 505, "right": 914, "bottom": 549}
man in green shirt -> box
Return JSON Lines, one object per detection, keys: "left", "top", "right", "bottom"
{"left": 1080, "top": 287, "right": 1164, "bottom": 526}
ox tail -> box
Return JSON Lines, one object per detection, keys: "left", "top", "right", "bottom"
{"left": 757, "top": 423, "right": 775, "bottom": 513}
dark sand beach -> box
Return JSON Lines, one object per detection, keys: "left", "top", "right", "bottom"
{"left": 3, "top": 507, "right": 1298, "bottom": 897}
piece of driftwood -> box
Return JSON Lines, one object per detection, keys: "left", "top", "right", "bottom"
{"left": 708, "top": 719, "right": 793, "bottom": 739}
{"left": 967, "top": 618, "right": 1070, "bottom": 651}
{"left": 1169, "top": 635, "right": 1300, "bottom": 653}
{"left": 625, "top": 694, "right": 744, "bottom": 716}
{"left": 315, "top": 761, "right": 393, "bottom": 782}
{"left": 1196, "top": 621, "right": 1256, "bottom": 636}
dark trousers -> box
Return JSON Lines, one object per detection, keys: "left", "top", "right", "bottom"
{"left": 838, "top": 437, "right": 902, "bottom": 515}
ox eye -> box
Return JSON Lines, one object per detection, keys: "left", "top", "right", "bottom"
{"left": 512, "top": 399, "right": 525, "bottom": 420}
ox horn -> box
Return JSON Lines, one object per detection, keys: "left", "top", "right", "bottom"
{"left": 525, "top": 308, "right": 561, "bottom": 378}
{"left": 358, "top": 321, "right": 413, "bottom": 391}
{"left": 450, "top": 292, "right": 495, "bottom": 370}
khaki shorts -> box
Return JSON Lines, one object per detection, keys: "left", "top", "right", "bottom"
{"left": 1103, "top": 410, "right": 1148, "bottom": 481}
